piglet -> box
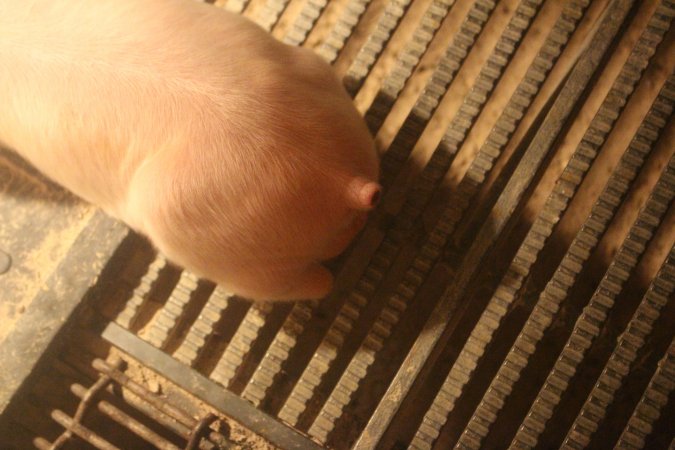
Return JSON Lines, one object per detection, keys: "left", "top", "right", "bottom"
{"left": 0, "top": 0, "right": 380, "bottom": 300}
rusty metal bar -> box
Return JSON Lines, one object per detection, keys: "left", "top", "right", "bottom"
{"left": 48, "top": 358, "right": 123, "bottom": 449}
{"left": 103, "top": 379, "right": 193, "bottom": 438}
{"left": 186, "top": 413, "right": 223, "bottom": 450}
{"left": 71, "top": 383, "right": 181, "bottom": 450}
{"left": 51, "top": 409, "right": 121, "bottom": 450}
{"left": 93, "top": 359, "right": 231, "bottom": 449}
{"left": 101, "top": 322, "right": 323, "bottom": 450}
{"left": 93, "top": 359, "right": 196, "bottom": 428}
{"left": 93, "top": 359, "right": 229, "bottom": 448}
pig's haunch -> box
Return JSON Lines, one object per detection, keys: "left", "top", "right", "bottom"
{"left": 0, "top": 0, "right": 380, "bottom": 300}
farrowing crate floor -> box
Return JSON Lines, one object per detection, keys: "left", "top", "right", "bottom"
{"left": 0, "top": 0, "right": 674, "bottom": 449}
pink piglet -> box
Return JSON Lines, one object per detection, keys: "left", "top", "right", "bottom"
{"left": 0, "top": 0, "right": 380, "bottom": 300}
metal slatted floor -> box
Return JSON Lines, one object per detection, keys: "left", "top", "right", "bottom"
{"left": 1, "top": 0, "right": 674, "bottom": 449}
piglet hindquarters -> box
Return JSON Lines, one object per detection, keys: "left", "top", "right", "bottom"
{"left": 0, "top": 0, "right": 380, "bottom": 300}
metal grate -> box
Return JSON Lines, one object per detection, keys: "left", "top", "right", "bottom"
{"left": 31, "top": 356, "right": 233, "bottom": 450}
{"left": 2, "top": 0, "right": 674, "bottom": 449}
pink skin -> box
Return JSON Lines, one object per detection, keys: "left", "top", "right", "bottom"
{"left": 0, "top": 0, "right": 380, "bottom": 300}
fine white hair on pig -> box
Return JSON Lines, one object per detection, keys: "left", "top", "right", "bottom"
{"left": 0, "top": 0, "right": 380, "bottom": 300}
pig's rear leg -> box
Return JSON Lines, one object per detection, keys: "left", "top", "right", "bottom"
{"left": 279, "top": 264, "right": 334, "bottom": 300}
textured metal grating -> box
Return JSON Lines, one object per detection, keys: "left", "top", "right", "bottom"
{"left": 2, "top": 0, "right": 674, "bottom": 449}
{"left": 32, "top": 358, "right": 232, "bottom": 450}
{"left": 112, "top": 0, "right": 675, "bottom": 448}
